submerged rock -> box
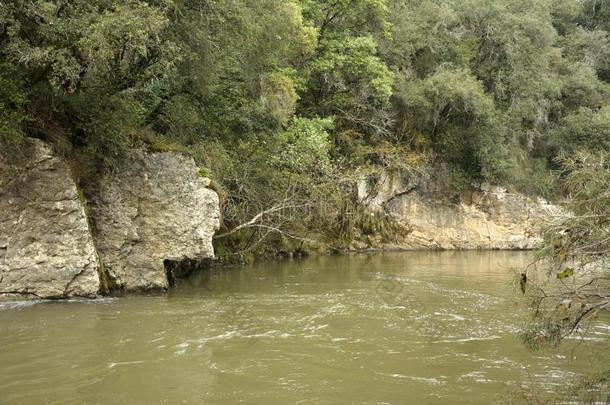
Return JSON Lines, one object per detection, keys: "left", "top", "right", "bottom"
{"left": 0, "top": 139, "right": 101, "bottom": 299}
{"left": 88, "top": 150, "right": 220, "bottom": 291}
{"left": 358, "top": 169, "right": 558, "bottom": 250}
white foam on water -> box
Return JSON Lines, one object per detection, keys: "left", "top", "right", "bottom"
{"left": 431, "top": 335, "right": 502, "bottom": 343}
{"left": 381, "top": 372, "right": 446, "bottom": 386}
{"left": 0, "top": 297, "right": 117, "bottom": 311}
{"left": 108, "top": 360, "right": 147, "bottom": 369}
{"left": 0, "top": 300, "right": 46, "bottom": 310}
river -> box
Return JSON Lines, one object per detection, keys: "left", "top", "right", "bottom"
{"left": 1, "top": 251, "right": 608, "bottom": 404}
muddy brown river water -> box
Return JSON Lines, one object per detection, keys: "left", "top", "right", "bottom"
{"left": 1, "top": 251, "right": 608, "bottom": 404}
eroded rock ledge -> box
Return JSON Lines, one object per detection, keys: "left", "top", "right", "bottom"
{"left": 357, "top": 169, "right": 559, "bottom": 250}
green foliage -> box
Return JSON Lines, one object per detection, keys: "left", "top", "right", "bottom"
{"left": 551, "top": 107, "right": 610, "bottom": 154}
{"left": 298, "top": 0, "right": 394, "bottom": 135}
{"left": 2, "top": 0, "right": 610, "bottom": 258}
{"left": 0, "top": 0, "right": 177, "bottom": 166}
{"left": 522, "top": 151, "right": 610, "bottom": 349}
{"left": 4, "top": 0, "right": 607, "bottom": 181}
{"left": 260, "top": 72, "right": 300, "bottom": 125}
{"left": 0, "top": 62, "right": 28, "bottom": 149}
{"left": 301, "top": 0, "right": 389, "bottom": 38}
{"left": 519, "top": 151, "right": 610, "bottom": 401}
{"left": 148, "top": 0, "right": 316, "bottom": 143}
{"left": 505, "top": 157, "right": 559, "bottom": 200}
{"left": 271, "top": 117, "right": 334, "bottom": 175}
{"left": 579, "top": 0, "right": 610, "bottom": 31}
{"left": 383, "top": 0, "right": 610, "bottom": 182}
{"left": 305, "top": 36, "right": 393, "bottom": 107}
{"left": 396, "top": 65, "right": 508, "bottom": 181}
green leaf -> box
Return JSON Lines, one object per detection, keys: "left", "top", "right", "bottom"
{"left": 557, "top": 267, "right": 574, "bottom": 279}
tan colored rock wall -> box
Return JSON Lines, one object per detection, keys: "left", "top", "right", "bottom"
{"left": 0, "top": 140, "right": 101, "bottom": 299}
{"left": 385, "top": 189, "right": 554, "bottom": 249}
{"left": 88, "top": 150, "right": 220, "bottom": 291}
{"left": 358, "top": 170, "right": 557, "bottom": 250}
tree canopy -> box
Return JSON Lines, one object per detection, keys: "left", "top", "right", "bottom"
{"left": 1, "top": 0, "right": 609, "bottom": 251}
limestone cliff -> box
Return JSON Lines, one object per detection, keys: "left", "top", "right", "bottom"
{"left": 87, "top": 150, "right": 220, "bottom": 291}
{"left": 357, "top": 169, "right": 558, "bottom": 250}
{"left": 0, "top": 139, "right": 101, "bottom": 299}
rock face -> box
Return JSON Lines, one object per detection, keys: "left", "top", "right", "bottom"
{"left": 0, "top": 139, "right": 101, "bottom": 299}
{"left": 88, "top": 150, "right": 220, "bottom": 291}
{"left": 358, "top": 169, "right": 557, "bottom": 250}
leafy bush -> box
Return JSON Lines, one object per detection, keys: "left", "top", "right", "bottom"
{"left": 0, "top": 63, "right": 28, "bottom": 149}
{"left": 396, "top": 65, "right": 509, "bottom": 181}
{"left": 551, "top": 107, "right": 610, "bottom": 155}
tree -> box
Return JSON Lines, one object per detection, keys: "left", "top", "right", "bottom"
{"left": 151, "top": 0, "right": 316, "bottom": 143}
{"left": 2, "top": 0, "right": 610, "bottom": 260}
{"left": 299, "top": 0, "right": 394, "bottom": 136}
{"left": 521, "top": 151, "right": 610, "bottom": 400}
{"left": 551, "top": 108, "right": 610, "bottom": 155}
{"left": 523, "top": 151, "right": 609, "bottom": 346}
{"left": 0, "top": 0, "right": 174, "bottom": 165}
{"left": 395, "top": 65, "right": 509, "bottom": 181}
{"left": 0, "top": 62, "right": 28, "bottom": 149}
{"left": 206, "top": 117, "right": 339, "bottom": 261}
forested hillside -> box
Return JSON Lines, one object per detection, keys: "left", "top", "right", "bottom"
{"left": 2, "top": 0, "right": 609, "bottom": 257}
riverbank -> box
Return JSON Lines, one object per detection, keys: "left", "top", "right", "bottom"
{"left": 1, "top": 139, "right": 557, "bottom": 301}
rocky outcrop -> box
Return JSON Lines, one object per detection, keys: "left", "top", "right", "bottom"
{"left": 88, "top": 150, "right": 220, "bottom": 291}
{"left": 358, "top": 169, "right": 558, "bottom": 250}
{"left": 0, "top": 139, "right": 101, "bottom": 299}
{"left": 0, "top": 140, "right": 220, "bottom": 299}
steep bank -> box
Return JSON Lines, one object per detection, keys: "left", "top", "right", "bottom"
{"left": 357, "top": 169, "right": 557, "bottom": 250}
{"left": 0, "top": 139, "right": 220, "bottom": 299}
